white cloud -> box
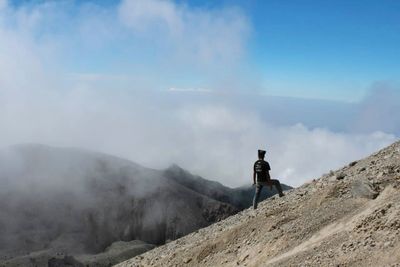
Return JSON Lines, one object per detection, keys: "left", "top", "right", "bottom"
{"left": 0, "top": 1, "right": 398, "bottom": 189}
{"left": 118, "top": 0, "right": 250, "bottom": 66}
{"left": 1, "top": 79, "right": 397, "bottom": 188}
{"left": 118, "top": 0, "right": 183, "bottom": 35}
{"left": 168, "top": 106, "right": 396, "bottom": 187}
{"left": 353, "top": 82, "right": 400, "bottom": 135}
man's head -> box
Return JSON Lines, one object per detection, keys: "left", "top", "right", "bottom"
{"left": 258, "top": 149, "right": 266, "bottom": 159}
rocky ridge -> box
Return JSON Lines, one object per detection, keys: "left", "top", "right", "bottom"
{"left": 117, "top": 140, "right": 400, "bottom": 267}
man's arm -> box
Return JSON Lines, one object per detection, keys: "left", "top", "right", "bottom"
{"left": 253, "top": 162, "right": 256, "bottom": 185}
{"left": 266, "top": 162, "right": 271, "bottom": 180}
{"left": 265, "top": 162, "right": 272, "bottom": 188}
{"left": 266, "top": 171, "right": 271, "bottom": 181}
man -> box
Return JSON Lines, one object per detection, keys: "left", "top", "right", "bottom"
{"left": 253, "top": 149, "right": 284, "bottom": 209}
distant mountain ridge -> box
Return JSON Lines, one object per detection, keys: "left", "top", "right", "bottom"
{"left": 0, "top": 144, "right": 290, "bottom": 267}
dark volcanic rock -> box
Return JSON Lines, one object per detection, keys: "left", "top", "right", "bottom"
{"left": 48, "top": 256, "right": 84, "bottom": 267}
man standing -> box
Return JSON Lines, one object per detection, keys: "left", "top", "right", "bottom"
{"left": 253, "top": 149, "right": 284, "bottom": 209}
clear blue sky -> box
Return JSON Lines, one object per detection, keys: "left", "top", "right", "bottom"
{"left": 9, "top": 0, "right": 400, "bottom": 101}
{"left": 247, "top": 0, "right": 400, "bottom": 100}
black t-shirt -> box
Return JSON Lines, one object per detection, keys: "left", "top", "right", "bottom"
{"left": 254, "top": 159, "right": 271, "bottom": 182}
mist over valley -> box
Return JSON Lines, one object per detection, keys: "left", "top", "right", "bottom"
{"left": 0, "top": 144, "right": 289, "bottom": 266}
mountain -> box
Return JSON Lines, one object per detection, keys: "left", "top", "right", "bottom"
{"left": 117, "top": 140, "right": 400, "bottom": 267}
{"left": 0, "top": 144, "right": 290, "bottom": 266}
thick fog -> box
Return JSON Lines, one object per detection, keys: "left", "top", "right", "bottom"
{"left": 0, "top": 144, "right": 242, "bottom": 260}
{"left": 0, "top": 0, "right": 399, "bottom": 188}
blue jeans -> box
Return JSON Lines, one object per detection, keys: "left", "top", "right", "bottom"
{"left": 253, "top": 180, "right": 284, "bottom": 209}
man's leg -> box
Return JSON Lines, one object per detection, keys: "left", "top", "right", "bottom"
{"left": 270, "top": 179, "right": 284, "bottom": 197}
{"left": 253, "top": 184, "right": 263, "bottom": 209}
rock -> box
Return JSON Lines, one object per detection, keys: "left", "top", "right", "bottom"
{"left": 358, "top": 167, "right": 366, "bottom": 173}
{"left": 351, "top": 180, "right": 379, "bottom": 199}
{"left": 241, "top": 253, "right": 250, "bottom": 260}
{"left": 183, "top": 258, "right": 192, "bottom": 264}
{"left": 349, "top": 161, "right": 358, "bottom": 167}
{"left": 336, "top": 173, "right": 346, "bottom": 180}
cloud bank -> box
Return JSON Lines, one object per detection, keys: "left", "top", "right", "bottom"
{"left": 118, "top": 0, "right": 249, "bottom": 66}
{"left": 0, "top": 0, "right": 399, "bottom": 187}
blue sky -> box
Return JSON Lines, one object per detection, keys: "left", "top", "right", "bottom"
{"left": 248, "top": 0, "right": 400, "bottom": 100}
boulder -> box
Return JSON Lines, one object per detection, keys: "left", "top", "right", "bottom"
{"left": 351, "top": 180, "right": 379, "bottom": 199}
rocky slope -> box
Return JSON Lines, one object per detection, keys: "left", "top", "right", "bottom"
{"left": 117, "top": 140, "right": 400, "bottom": 267}
{"left": 0, "top": 144, "right": 289, "bottom": 266}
